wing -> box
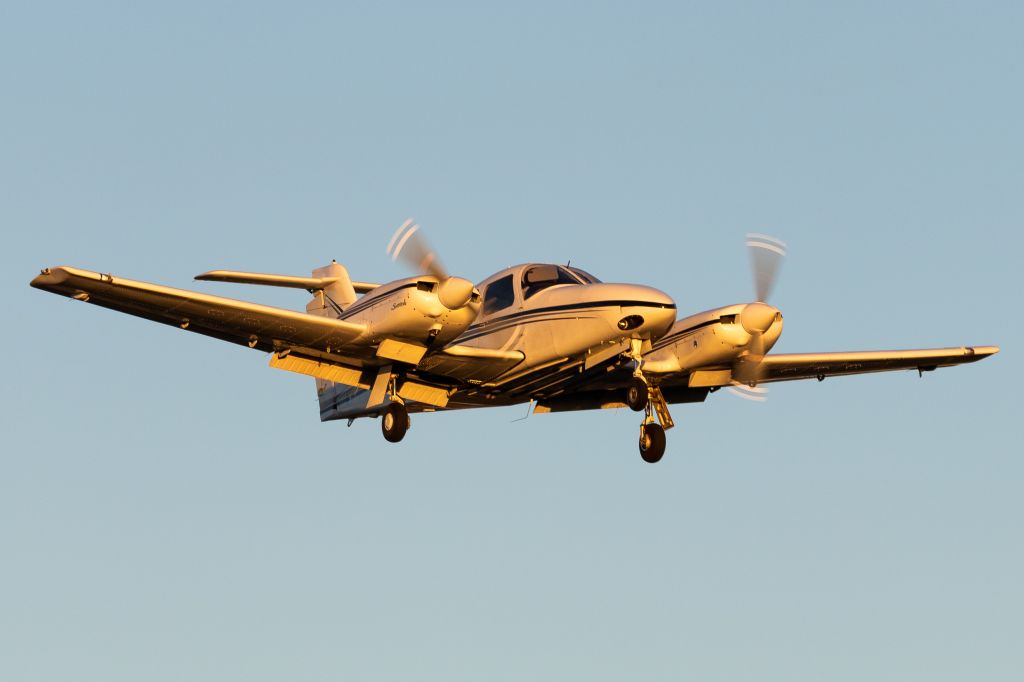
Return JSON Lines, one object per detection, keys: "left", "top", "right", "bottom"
{"left": 532, "top": 345, "right": 998, "bottom": 413}
{"left": 753, "top": 346, "right": 1000, "bottom": 384}
{"left": 679, "top": 345, "right": 1000, "bottom": 389}
{"left": 31, "top": 265, "right": 367, "bottom": 354}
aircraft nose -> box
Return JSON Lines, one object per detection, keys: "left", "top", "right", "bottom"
{"left": 645, "top": 286, "right": 675, "bottom": 309}
{"left": 617, "top": 285, "right": 676, "bottom": 338}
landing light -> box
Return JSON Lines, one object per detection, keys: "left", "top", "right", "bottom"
{"left": 618, "top": 315, "right": 644, "bottom": 331}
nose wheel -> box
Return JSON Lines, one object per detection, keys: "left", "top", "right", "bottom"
{"left": 635, "top": 384, "right": 674, "bottom": 463}
{"left": 639, "top": 422, "right": 666, "bottom": 463}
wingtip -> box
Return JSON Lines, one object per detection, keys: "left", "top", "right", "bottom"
{"left": 30, "top": 266, "right": 70, "bottom": 289}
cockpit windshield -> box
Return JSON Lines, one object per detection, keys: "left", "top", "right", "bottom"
{"left": 522, "top": 264, "right": 590, "bottom": 299}
{"left": 567, "top": 266, "right": 602, "bottom": 284}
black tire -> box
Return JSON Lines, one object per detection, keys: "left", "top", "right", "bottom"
{"left": 626, "top": 377, "right": 649, "bottom": 412}
{"left": 639, "top": 423, "right": 666, "bottom": 463}
{"left": 381, "top": 402, "right": 409, "bottom": 443}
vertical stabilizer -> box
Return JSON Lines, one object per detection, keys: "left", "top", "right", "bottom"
{"left": 307, "top": 261, "right": 357, "bottom": 317}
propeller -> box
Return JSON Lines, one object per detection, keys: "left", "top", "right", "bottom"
{"left": 748, "top": 232, "right": 786, "bottom": 303}
{"left": 732, "top": 233, "right": 786, "bottom": 390}
{"left": 386, "top": 219, "right": 476, "bottom": 310}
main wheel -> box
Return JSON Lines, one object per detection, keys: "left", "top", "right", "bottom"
{"left": 639, "top": 423, "right": 666, "bottom": 463}
{"left": 381, "top": 402, "right": 409, "bottom": 443}
{"left": 626, "top": 377, "right": 649, "bottom": 412}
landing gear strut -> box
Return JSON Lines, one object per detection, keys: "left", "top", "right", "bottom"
{"left": 381, "top": 401, "right": 410, "bottom": 443}
{"left": 626, "top": 338, "right": 649, "bottom": 411}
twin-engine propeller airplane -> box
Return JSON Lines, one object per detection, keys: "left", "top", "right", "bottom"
{"left": 31, "top": 221, "right": 998, "bottom": 463}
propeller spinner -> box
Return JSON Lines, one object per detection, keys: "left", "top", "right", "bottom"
{"left": 387, "top": 219, "right": 476, "bottom": 310}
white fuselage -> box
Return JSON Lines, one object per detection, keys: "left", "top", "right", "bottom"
{"left": 318, "top": 262, "right": 781, "bottom": 418}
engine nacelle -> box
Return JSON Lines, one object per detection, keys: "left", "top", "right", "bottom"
{"left": 344, "top": 276, "right": 482, "bottom": 348}
{"left": 643, "top": 303, "right": 783, "bottom": 375}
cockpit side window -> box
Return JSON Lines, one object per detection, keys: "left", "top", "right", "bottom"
{"left": 482, "top": 274, "right": 515, "bottom": 315}
{"left": 522, "top": 265, "right": 581, "bottom": 299}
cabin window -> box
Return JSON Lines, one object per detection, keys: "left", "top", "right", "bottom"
{"left": 482, "top": 275, "right": 515, "bottom": 314}
{"left": 522, "top": 265, "right": 581, "bottom": 299}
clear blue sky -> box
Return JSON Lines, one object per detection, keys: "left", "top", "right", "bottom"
{"left": 2, "top": 2, "right": 1020, "bottom": 680}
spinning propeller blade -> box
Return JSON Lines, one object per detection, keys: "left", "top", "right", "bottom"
{"left": 386, "top": 219, "right": 476, "bottom": 310}
{"left": 733, "top": 233, "right": 787, "bottom": 391}
{"left": 747, "top": 233, "right": 786, "bottom": 303}
{"left": 727, "top": 380, "right": 769, "bottom": 402}
{"left": 388, "top": 219, "right": 448, "bottom": 280}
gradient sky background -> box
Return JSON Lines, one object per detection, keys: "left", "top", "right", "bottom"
{"left": 2, "top": 2, "right": 1021, "bottom": 680}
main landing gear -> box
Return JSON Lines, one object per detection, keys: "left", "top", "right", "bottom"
{"left": 627, "top": 338, "right": 674, "bottom": 463}
{"left": 373, "top": 368, "right": 412, "bottom": 443}
{"left": 626, "top": 376, "right": 649, "bottom": 411}
{"left": 381, "top": 401, "right": 410, "bottom": 443}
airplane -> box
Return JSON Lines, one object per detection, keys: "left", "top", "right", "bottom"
{"left": 30, "top": 220, "right": 999, "bottom": 463}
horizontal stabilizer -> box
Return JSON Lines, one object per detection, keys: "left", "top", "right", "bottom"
{"left": 196, "top": 270, "right": 379, "bottom": 293}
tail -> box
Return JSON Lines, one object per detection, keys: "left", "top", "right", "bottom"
{"left": 304, "top": 261, "right": 371, "bottom": 421}
{"left": 305, "top": 260, "right": 357, "bottom": 319}
{"left": 192, "top": 259, "right": 366, "bottom": 421}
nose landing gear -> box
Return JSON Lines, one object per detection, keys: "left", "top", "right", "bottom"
{"left": 636, "top": 384, "right": 674, "bottom": 463}
{"left": 639, "top": 421, "right": 666, "bottom": 463}
{"left": 626, "top": 338, "right": 674, "bottom": 463}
